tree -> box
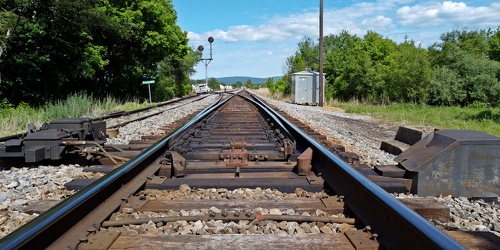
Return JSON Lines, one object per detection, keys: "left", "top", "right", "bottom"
{"left": 428, "top": 28, "right": 500, "bottom": 106}
{"left": 208, "top": 77, "right": 220, "bottom": 91}
{"left": 428, "top": 28, "right": 489, "bottom": 66}
{"left": 234, "top": 81, "right": 243, "bottom": 88}
{"left": 429, "top": 50, "right": 500, "bottom": 106}
{"left": 385, "top": 40, "right": 433, "bottom": 103}
{"left": 428, "top": 66, "right": 465, "bottom": 105}
{"left": 244, "top": 79, "right": 253, "bottom": 89}
{"left": 155, "top": 47, "right": 199, "bottom": 100}
{"left": 324, "top": 31, "right": 368, "bottom": 101}
{"left": 360, "top": 31, "right": 396, "bottom": 101}
{"left": 296, "top": 38, "right": 319, "bottom": 71}
{"left": 0, "top": 0, "right": 189, "bottom": 105}
{"left": 488, "top": 27, "right": 500, "bottom": 62}
{"left": 265, "top": 77, "right": 275, "bottom": 94}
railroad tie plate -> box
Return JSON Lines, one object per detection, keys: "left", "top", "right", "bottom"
{"left": 344, "top": 230, "right": 380, "bottom": 250}
{"left": 79, "top": 230, "right": 121, "bottom": 250}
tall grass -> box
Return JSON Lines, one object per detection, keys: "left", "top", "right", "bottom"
{"left": 334, "top": 101, "right": 500, "bottom": 136}
{"left": 0, "top": 93, "right": 145, "bottom": 137}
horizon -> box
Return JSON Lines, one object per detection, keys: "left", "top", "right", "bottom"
{"left": 194, "top": 75, "right": 283, "bottom": 83}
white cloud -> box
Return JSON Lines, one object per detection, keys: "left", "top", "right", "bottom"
{"left": 361, "top": 15, "right": 394, "bottom": 29}
{"left": 188, "top": 1, "right": 500, "bottom": 78}
{"left": 189, "top": 0, "right": 410, "bottom": 45}
{"left": 397, "top": 1, "right": 500, "bottom": 27}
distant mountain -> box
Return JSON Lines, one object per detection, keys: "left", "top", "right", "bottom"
{"left": 213, "top": 76, "right": 282, "bottom": 85}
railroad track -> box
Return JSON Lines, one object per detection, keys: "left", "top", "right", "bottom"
{"left": 0, "top": 90, "right": 492, "bottom": 249}
{"left": 0, "top": 93, "right": 220, "bottom": 167}
{"left": 0, "top": 93, "right": 219, "bottom": 146}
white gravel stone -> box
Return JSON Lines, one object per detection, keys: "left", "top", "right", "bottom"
{"left": 1, "top": 92, "right": 499, "bottom": 239}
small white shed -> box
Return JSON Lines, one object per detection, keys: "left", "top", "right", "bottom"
{"left": 291, "top": 69, "right": 325, "bottom": 105}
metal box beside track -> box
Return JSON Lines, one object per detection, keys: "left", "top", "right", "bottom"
{"left": 291, "top": 69, "right": 324, "bottom": 105}
{"left": 395, "top": 130, "right": 500, "bottom": 197}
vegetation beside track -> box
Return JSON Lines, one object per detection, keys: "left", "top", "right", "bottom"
{"left": 335, "top": 101, "right": 500, "bottom": 137}
{"left": 0, "top": 93, "right": 147, "bottom": 137}
{"left": 252, "top": 88, "right": 500, "bottom": 137}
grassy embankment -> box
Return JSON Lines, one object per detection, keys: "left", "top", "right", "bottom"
{"left": 252, "top": 88, "right": 499, "bottom": 137}
{"left": 335, "top": 101, "right": 500, "bottom": 137}
{"left": 0, "top": 93, "right": 147, "bottom": 137}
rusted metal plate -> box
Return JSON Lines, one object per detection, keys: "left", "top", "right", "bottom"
{"left": 79, "top": 230, "right": 121, "bottom": 250}
{"left": 121, "top": 196, "right": 148, "bottom": 210}
{"left": 306, "top": 174, "right": 324, "bottom": 185}
{"left": 146, "top": 176, "right": 167, "bottom": 185}
{"left": 395, "top": 130, "right": 500, "bottom": 197}
{"left": 344, "top": 230, "right": 380, "bottom": 250}
{"left": 320, "top": 196, "right": 345, "bottom": 210}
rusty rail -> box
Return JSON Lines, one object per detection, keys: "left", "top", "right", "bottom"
{"left": 250, "top": 93, "right": 464, "bottom": 249}
{"left": 0, "top": 94, "right": 227, "bottom": 249}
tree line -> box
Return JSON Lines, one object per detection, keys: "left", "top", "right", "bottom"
{"left": 270, "top": 28, "right": 500, "bottom": 107}
{"left": 190, "top": 78, "right": 260, "bottom": 91}
{"left": 0, "top": 0, "right": 198, "bottom": 106}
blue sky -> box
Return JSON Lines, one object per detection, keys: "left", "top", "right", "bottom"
{"left": 171, "top": 0, "right": 500, "bottom": 79}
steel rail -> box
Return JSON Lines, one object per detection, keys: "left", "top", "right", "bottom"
{"left": 250, "top": 93, "right": 465, "bottom": 250}
{"left": 168, "top": 93, "right": 234, "bottom": 148}
{"left": 238, "top": 94, "right": 295, "bottom": 146}
{"left": 104, "top": 94, "right": 213, "bottom": 129}
{"left": 0, "top": 94, "right": 227, "bottom": 250}
{"left": 94, "top": 94, "right": 206, "bottom": 121}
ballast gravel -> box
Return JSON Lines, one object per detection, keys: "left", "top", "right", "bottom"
{"left": 0, "top": 92, "right": 498, "bottom": 239}
{"left": 106, "top": 95, "right": 220, "bottom": 145}
{"left": 106, "top": 186, "right": 355, "bottom": 236}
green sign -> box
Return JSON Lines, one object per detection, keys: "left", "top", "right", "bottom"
{"left": 142, "top": 80, "right": 155, "bottom": 84}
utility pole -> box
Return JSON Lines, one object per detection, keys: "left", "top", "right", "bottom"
{"left": 319, "top": 0, "right": 324, "bottom": 107}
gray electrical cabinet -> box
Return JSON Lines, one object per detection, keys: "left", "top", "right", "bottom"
{"left": 291, "top": 69, "right": 324, "bottom": 105}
